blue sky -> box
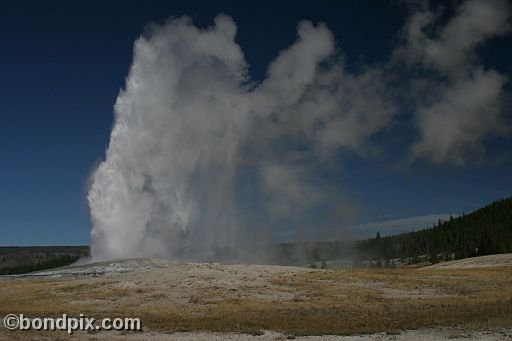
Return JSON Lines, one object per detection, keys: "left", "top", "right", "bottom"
{"left": 0, "top": 1, "right": 511, "bottom": 246}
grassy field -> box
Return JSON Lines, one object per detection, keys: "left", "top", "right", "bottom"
{"left": 1, "top": 260, "right": 511, "bottom": 338}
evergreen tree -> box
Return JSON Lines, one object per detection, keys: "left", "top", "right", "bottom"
{"left": 356, "top": 197, "right": 512, "bottom": 262}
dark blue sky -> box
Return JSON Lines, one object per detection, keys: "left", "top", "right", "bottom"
{"left": 0, "top": 1, "right": 511, "bottom": 246}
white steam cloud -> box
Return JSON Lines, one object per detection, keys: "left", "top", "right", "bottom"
{"left": 88, "top": 0, "right": 511, "bottom": 261}
{"left": 400, "top": 0, "right": 511, "bottom": 164}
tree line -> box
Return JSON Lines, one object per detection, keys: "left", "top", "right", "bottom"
{"left": 0, "top": 255, "right": 81, "bottom": 275}
{"left": 357, "top": 196, "right": 512, "bottom": 264}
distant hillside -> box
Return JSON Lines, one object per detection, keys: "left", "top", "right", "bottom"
{"left": 0, "top": 246, "right": 89, "bottom": 275}
{"left": 357, "top": 197, "right": 512, "bottom": 264}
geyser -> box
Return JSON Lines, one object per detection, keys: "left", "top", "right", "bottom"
{"left": 88, "top": 15, "right": 369, "bottom": 261}
{"left": 88, "top": 1, "right": 510, "bottom": 262}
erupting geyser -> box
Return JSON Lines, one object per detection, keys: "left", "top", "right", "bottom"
{"left": 88, "top": 1, "right": 510, "bottom": 262}
{"left": 87, "top": 15, "right": 346, "bottom": 261}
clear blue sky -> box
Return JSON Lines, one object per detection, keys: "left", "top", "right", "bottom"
{"left": 0, "top": 0, "right": 511, "bottom": 246}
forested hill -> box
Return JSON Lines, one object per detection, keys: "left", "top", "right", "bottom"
{"left": 357, "top": 197, "right": 512, "bottom": 263}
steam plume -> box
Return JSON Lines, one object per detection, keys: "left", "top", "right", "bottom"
{"left": 88, "top": 0, "right": 511, "bottom": 261}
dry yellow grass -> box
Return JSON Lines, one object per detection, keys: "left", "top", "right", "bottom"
{"left": 1, "top": 265, "right": 511, "bottom": 337}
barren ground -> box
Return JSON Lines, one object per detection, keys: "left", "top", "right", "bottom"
{"left": 1, "top": 254, "right": 512, "bottom": 340}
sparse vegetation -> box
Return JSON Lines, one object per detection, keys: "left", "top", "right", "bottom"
{"left": 1, "top": 261, "right": 511, "bottom": 337}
